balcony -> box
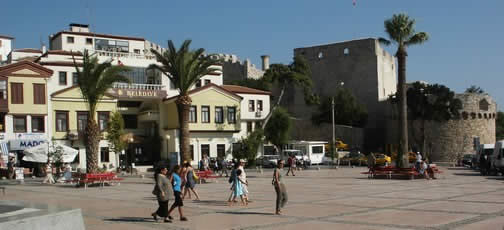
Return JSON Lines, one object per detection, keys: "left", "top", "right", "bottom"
{"left": 112, "top": 82, "right": 165, "bottom": 91}
{"left": 138, "top": 110, "right": 160, "bottom": 122}
{"left": 91, "top": 49, "right": 156, "bottom": 60}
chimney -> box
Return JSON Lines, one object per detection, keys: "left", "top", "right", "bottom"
{"left": 261, "top": 55, "right": 270, "bottom": 71}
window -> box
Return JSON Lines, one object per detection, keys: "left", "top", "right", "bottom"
{"left": 0, "top": 80, "right": 6, "bottom": 99}
{"left": 31, "top": 116, "right": 45, "bottom": 133}
{"left": 201, "top": 144, "right": 210, "bottom": 158}
{"left": 86, "top": 38, "right": 93, "bottom": 45}
{"left": 122, "top": 114, "right": 138, "bottom": 129}
{"left": 205, "top": 79, "right": 211, "bottom": 85}
{"left": 77, "top": 112, "right": 88, "bottom": 132}
{"left": 59, "top": 72, "right": 67, "bottom": 85}
{"left": 217, "top": 144, "right": 226, "bottom": 158}
{"left": 344, "top": 48, "right": 350, "bottom": 56}
{"left": 215, "top": 106, "right": 223, "bottom": 123}
{"left": 318, "top": 52, "right": 324, "bottom": 59}
{"left": 98, "top": 112, "right": 110, "bottom": 131}
{"left": 67, "top": 36, "right": 74, "bottom": 43}
{"left": 189, "top": 106, "right": 197, "bottom": 123}
{"left": 33, "top": 84, "right": 45, "bottom": 104}
{"left": 257, "top": 100, "right": 263, "bottom": 111}
{"left": 227, "top": 107, "right": 236, "bottom": 124}
{"left": 312, "top": 146, "right": 323, "bottom": 154}
{"left": 56, "top": 111, "right": 68, "bottom": 132}
{"left": 72, "top": 73, "right": 78, "bottom": 85}
{"left": 190, "top": 145, "right": 194, "bottom": 161}
{"left": 95, "top": 39, "right": 129, "bottom": 53}
{"left": 0, "top": 113, "right": 5, "bottom": 132}
{"left": 248, "top": 100, "right": 255, "bottom": 112}
{"left": 201, "top": 106, "right": 210, "bottom": 123}
{"left": 247, "top": 121, "right": 252, "bottom": 133}
{"left": 118, "top": 101, "right": 142, "bottom": 108}
{"left": 134, "top": 49, "right": 140, "bottom": 54}
{"left": 11, "top": 83, "right": 23, "bottom": 104}
{"left": 100, "top": 147, "right": 110, "bottom": 162}
{"left": 13, "top": 116, "right": 26, "bottom": 133}
{"left": 195, "top": 80, "right": 202, "bottom": 88}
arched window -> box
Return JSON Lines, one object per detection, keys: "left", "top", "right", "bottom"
{"left": 479, "top": 99, "right": 489, "bottom": 111}
{"left": 462, "top": 112, "right": 468, "bottom": 120}
{"left": 317, "top": 52, "right": 323, "bottom": 59}
{"left": 344, "top": 48, "right": 350, "bottom": 56}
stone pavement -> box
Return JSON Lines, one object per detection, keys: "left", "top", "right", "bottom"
{"left": 2, "top": 167, "right": 504, "bottom": 230}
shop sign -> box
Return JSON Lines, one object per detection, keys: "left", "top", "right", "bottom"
{"left": 16, "top": 133, "right": 47, "bottom": 140}
{"left": 108, "top": 88, "right": 166, "bottom": 99}
{"left": 10, "top": 139, "right": 47, "bottom": 151}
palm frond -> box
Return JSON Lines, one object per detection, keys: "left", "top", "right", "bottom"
{"left": 405, "top": 32, "right": 429, "bottom": 46}
{"left": 378, "top": 37, "right": 391, "bottom": 46}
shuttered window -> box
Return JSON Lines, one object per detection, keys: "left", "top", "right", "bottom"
{"left": 11, "top": 83, "right": 23, "bottom": 104}
{"left": 33, "top": 84, "right": 45, "bottom": 104}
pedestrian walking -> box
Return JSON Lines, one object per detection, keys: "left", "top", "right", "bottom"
{"left": 42, "top": 161, "right": 55, "bottom": 184}
{"left": 167, "top": 165, "right": 188, "bottom": 221}
{"left": 273, "top": 160, "right": 288, "bottom": 215}
{"left": 227, "top": 162, "right": 238, "bottom": 203}
{"left": 286, "top": 155, "right": 296, "bottom": 176}
{"left": 230, "top": 168, "right": 247, "bottom": 206}
{"left": 182, "top": 162, "right": 200, "bottom": 201}
{"left": 237, "top": 159, "right": 250, "bottom": 203}
{"left": 7, "top": 157, "right": 15, "bottom": 180}
{"left": 151, "top": 166, "right": 173, "bottom": 223}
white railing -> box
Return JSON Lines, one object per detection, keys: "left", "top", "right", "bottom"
{"left": 91, "top": 49, "right": 156, "bottom": 60}
{"left": 113, "top": 82, "right": 165, "bottom": 91}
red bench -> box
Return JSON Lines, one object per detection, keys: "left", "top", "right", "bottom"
{"left": 195, "top": 170, "right": 219, "bottom": 184}
{"left": 362, "top": 165, "right": 442, "bottom": 180}
{"left": 78, "top": 172, "right": 123, "bottom": 189}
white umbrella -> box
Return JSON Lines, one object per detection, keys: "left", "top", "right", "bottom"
{"left": 23, "top": 143, "right": 78, "bottom": 163}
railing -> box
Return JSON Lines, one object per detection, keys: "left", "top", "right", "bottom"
{"left": 112, "top": 82, "right": 165, "bottom": 91}
{"left": 91, "top": 49, "right": 156, "bottom": 60}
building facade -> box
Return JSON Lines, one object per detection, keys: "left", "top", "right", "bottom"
{"left": 0, "top": 35, "right": 14, "bottom": 64}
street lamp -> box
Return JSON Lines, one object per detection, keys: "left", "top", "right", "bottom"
{"left": 332, "top": 81, "right": 344, "bottom": 167}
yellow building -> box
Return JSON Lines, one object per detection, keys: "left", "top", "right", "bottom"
{"left": 51, "top": 85, "right": 118, "bottom": 169}
{"left": 161, "top": 83, "right": 242, "bottom": 165}
{"left": 0, "top": 61, "right": 52, "bottom": 165}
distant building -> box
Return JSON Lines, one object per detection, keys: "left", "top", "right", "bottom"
{"left": 293, "top": 38, "right": 397, "bottom": 150}
{"left": 214, "top": 54, "right": 269, "bottom": 83}
{"left": 0, "top": 35, "right": 14, "bottom": 64}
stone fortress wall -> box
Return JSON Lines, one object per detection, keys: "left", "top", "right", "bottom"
{"left": 423, "top": 93, "right": 497, "bottom": 162}
{"left": 212, "top": 53, "right": 266, "bottom": 82}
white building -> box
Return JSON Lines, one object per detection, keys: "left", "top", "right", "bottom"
{"left": 0, "top": 35, "right": 14, "bottom": 64}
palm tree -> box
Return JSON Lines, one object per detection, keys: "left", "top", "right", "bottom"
{"left": 380, "top": 13, "right": 429, "bottom": 167}
{"left": 73, "top": 50, "right": 130, "bottom": 173}
{"left": 149, "top": 40, "right": 220, "bottom": 163}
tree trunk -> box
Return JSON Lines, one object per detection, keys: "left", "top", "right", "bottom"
{"left": 261, "top": 84, "right": 286, "bottom": 130}
{"left": 397, "top": 48, "right": 409, "bottom": 168}
{"left": 177, "top": 95, "right": 192, "bottom": 164}
{"left": 85, "top": 118, "right": 100, "bottom": 173}
{"left": 421, "top": 119, "right": 426, "bottom": 162}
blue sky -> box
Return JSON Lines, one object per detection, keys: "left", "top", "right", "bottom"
{"left": 3, "top": 0, "right": 504, "bottom": 107}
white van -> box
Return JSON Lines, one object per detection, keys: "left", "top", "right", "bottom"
{"left": 490, "top": 141, "right": 504, "bottom": 174}
{"left": 284, "top": 141, "right": 327, "bottom": 165}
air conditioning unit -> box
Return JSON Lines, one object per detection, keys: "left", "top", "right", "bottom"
{"left": 67, "top": 130, "right": 79, "bottom": 141}
{"left": 255, "top": 111, "right": 262, "bottom": 117}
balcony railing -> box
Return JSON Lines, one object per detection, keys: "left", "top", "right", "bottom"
{"left": 91, "top": 49, "right": 156, "bottom": 60}
{"left": 113, "top": 82, "right": 165, "bottom": 91}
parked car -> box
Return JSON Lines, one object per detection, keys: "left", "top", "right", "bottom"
{"left": 257, "top": 155, "right": 280, "bottom": 168}
{"left": 391, "top": 152, "right": 417, "bottom": 163}
{"left": 340, "top": 152, "right": 366, "bottom": 166}
{"left": 461, "top": 154, "right": 474, "bottom": 167}
{"left": 375, "top": 154, "right": 392, "bottom": 165}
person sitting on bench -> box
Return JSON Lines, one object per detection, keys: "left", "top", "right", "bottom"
{"left": 418, "top": 160, "right": 430, "bottom": 180}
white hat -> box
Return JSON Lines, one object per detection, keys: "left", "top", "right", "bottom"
{"left": 239, "top": 159, "right": 246, "bottom": 163}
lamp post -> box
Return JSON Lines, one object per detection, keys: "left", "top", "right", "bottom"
{"left": 332, "top": 81, "right": 344, "bottom": 167}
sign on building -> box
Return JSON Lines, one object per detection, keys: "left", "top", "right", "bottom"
{"left": 10, "top": 139, "right": 47, "bottom": 151}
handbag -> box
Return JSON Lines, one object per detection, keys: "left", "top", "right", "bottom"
{"left": 193, "top": 172, "right": 199, "bottom": 181}
{"left": 152, "top": 184, "right": 159, "bottom": 196}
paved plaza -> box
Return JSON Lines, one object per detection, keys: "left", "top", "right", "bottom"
{"left": 2, "top": 167, "right": 504, "bottom": 230}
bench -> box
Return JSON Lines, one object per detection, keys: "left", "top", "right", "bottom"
{"left": 195, "top": 170, "right": 219, "bottom": 184}
{"left": 362, "top": 166, "right": 442, "bottom": 180}
{"left": 78, "top": 173, "right": 124, "bottom": 189}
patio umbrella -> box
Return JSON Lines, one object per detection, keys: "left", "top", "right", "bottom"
{"left": 22, "top": 143, "right": 78, "bottom": 163}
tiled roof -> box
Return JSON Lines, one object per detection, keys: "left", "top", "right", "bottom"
{"left": 221, "top": 85, "right": 271, "bottom": 95}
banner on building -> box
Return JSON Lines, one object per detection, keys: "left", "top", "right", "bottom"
{"left": 10, "top": 139, "right": 47, "bottom": 151}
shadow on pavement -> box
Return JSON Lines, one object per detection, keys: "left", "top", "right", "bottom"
{"left": 104, "top": 217, "right": 155, "bottom": 223}
{"left": 216, "top": 211, "right": 275, "bottom": 216}
{"left": 453, "top": 173, "right": 484, "bottom": 176}
{"left": 192, "top": 200, "right": 229, "bottom": 207}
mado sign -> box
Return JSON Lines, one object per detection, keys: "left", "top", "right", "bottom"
{"left": 10, "top": 139, "right": 47, "bottom": 150}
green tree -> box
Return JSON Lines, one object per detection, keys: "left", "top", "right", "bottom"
{"left": 105, "top": 111, "right": 127, "bottom": 154}
{"left": 227, "top": 78, "right": 271, "bottom": 92}
{"left": 149, "top": 40, "right": 220, "bottom": 162}
{"left": 465, "top": 85, "right": 485, "bottom": 94}
{"left": 380, "top": 13, "right": 429, "bottom": 167}
{"left": 73, "top": 50, "right": 130, "bottom": 173}
{"left": 391, "top": 81, "right": 462, "bottom": 162}
{"left": 264, "top": 107, "right": 292, "bottom": 156}
{"left": 497, "top": 112, "right": 504, "bottom": 140}
{"left": 232, "top": 129, "right": 264, "bottom": 166}
{"left": 261, "top": 55, "right": 319, "bottom": 129}
{"left": 311, "top": 88, "right": 368, "bottom": 128}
